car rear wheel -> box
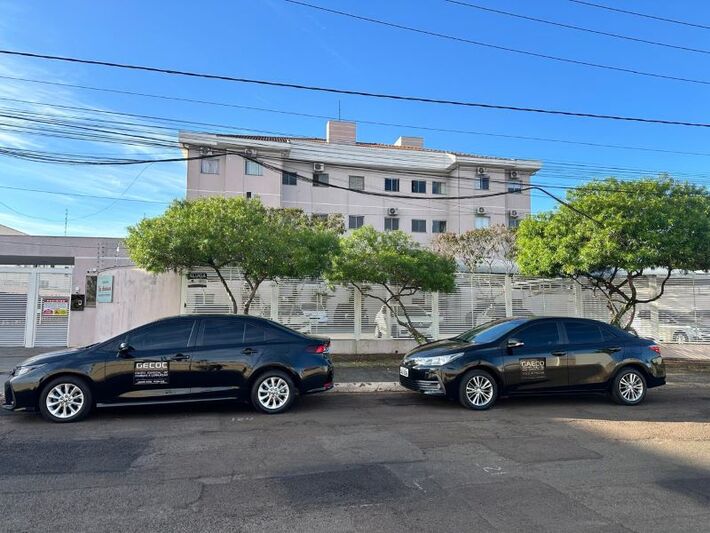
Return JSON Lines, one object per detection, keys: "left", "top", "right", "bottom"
{"left": 39, "top": 376, "right": 93, "bottom": 423}
{"left": 611, "top": 368, "right": 647, "bottom": 406}
{"left": 458, "top": 369, "right": 498, "bottom": 410}
{"left": 251, "top": 370, "right": 296, "bottom": 414}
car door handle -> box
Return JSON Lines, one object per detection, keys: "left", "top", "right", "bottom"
{"left": 171, "top": 353, "right": 191, "bottom": 361}
{"left": 551, "top": 351, "right": 567, "bottom": 357}
{"left": 607, "top": 347, "right": 622, "bottom": 353}
{"left": 242, "top": 348, "right": 257, "bottom": 355}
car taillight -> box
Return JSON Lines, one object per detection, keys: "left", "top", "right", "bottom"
{"left": 306, "top": 344, "right": 329, "bottom": 354}
{"left": 649, "top": 345, "right": 661, "bottom": 354}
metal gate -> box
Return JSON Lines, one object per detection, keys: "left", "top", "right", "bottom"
{"left": 0, "top": 267, "right": 72, "bottom": 347}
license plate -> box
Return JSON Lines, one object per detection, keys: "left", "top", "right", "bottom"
{"left": 399, "top": 366, "right": 409, "bottom": 377}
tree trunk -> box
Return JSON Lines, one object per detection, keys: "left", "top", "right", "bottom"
{"left": 242, "top": 277, "right": 263, "bottom": 315}
{"left": 211, "top": 265, "right": 238, "bottom": 314}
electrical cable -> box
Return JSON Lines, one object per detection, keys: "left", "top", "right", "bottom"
{"left": 568, "top": 0, "right": 710, "bottom": 31}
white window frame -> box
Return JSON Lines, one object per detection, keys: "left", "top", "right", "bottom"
{"left": 313, "top": 173, "right": 329, "bottom": 187}
{"left": 411, "top": 180, "right": 427, "bottom": 194}
{"left": 411, "top": 219, "right": 427, "bottom": 233}
{"left": 475, "top": 215, "right": 491, "bottom": 229}
{"left": 432, "top": 220, "right": 447, "bottom": 233}
{"left": 245, "top": 160, "right": 263, "bottom": 176}
{"left": 349, "top": 175, "right": 365, "bottom": 191}
{"left": 200, "top": 158, "right": 220, "bottom": 174}
{"left": 385, "top": 178, "right": 400, "bottom": 192}
{"left": 432, "top": 181, "right": 446, "bottom": 195}
{"left": 384, "top": 217, "right": 399, "bottom": 231}
{"left": 348, "top": 215, "right": 364, "bottom": 229}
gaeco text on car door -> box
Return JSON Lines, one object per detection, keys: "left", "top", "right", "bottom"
{"left": 101, "top": 318, "right": 197, "bottom": 404}
{"left": 502, "top": 320, "right": 568, "bottom": 392}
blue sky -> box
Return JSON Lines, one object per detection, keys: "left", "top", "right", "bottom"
{"left": 0, "top": 0, "right": 709, "bottom": 236}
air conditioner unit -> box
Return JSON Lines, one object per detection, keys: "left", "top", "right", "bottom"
{"left": 477, "top": 167, "right": 486, "bottom": 175}
{"left": 313, "top": 162, "right": 325, "bottom": 172}
{"left": 476, "top": 207, "right": 486, "bottom": 215}
{"left": 509, "top": 209, "right": 519, "bottom": 218}
{"left": 244, "top": 148, "right": 257, "bottom": 157}
{"left": 508, "top": 170, "right": 519, "bottom": 179}
{"left": 387, "top": 207, "right": 399, "bottom": 216}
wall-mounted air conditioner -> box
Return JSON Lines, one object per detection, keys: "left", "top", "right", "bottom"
{"left": 476, "top": 207, "right": 487, "bottom": 215}
{"left": 387, "top": 207, "right": 399, "bottom": 216}
{"left": 477, "top": 167, "right": 486, "bottom": 175}
{"left": 509, "top": 209, "right": 519, "bottom": 218}
{"left": 313, "top": 162, "right": 325, "bottom": 172}
{"left": 508, "top": 170, "right": 519, "bottom": 179}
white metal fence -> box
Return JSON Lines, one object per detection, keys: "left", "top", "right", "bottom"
{"left": 0, "top": 267, "right": 72, "bottom": 347}
{"left": 183, "top": 269, "right": 710, "bottom": 344}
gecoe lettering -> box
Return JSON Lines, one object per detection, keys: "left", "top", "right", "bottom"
{"left": 135, "top": 361, "right": 168, "bottom": 370}
{"left": 134, "top": 361, "right": 170, "bottom": 385}
{"left": 520, "top": 357, "right": 546, "bottom": 380}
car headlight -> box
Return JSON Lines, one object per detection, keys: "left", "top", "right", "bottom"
{"left": 14, "top": 365, "right": 43, "bottom": 377}
{"left": 410, "top": 352, "right": 464, "bottom": 367}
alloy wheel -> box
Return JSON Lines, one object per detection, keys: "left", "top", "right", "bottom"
{"left": 45, "top": 383, "right": 85, "bottom": 419}
{"left": 257, "top": 377, "right": 290, "bottom": 410}
{"left": 618, "top": 372, "right": 644, "bottom": 402}
{"left": 465, "top": 375, "right": 494, "bottom": 407}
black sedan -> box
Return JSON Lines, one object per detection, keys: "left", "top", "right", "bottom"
{"left": 399, "top": 317, "right": 665, "bottom": 410}
{"left": 3, "top": 314, "right": 334, "bottom": 422}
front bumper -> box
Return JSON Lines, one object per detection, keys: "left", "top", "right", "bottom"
{"left": 399, "top": 366, "right": 446, "bottom": 395}
{"left": 2, "top": 379, "right": 15, "bottom": 410}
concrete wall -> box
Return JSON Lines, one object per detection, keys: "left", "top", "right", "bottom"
{"left": 89, "top": 267, "right": 182, "bottom": 345}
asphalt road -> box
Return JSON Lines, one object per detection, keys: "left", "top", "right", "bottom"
{"left": 1, "top": 376, "right": 709, "bottom": 532}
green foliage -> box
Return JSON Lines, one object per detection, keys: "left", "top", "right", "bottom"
{"left": 126, "top": 197, "right": 341, "bottom": 314}
{"left": 327, "top": 226, "right": 456, "bottom": 343}
{"left": 516, "top": 177, "right": 710, "bottom": 327}
{"left": 433, "top": 225, "right": 517, "bottom": 273}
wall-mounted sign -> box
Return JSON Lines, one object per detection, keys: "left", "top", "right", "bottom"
{"left": 41, "top": 297, "right": 69, "bottom": 316}
{"left": 97, "top": 274, "right": 114, "bottom": 303}
{"left": 187, "top": 272, "right": 208, "bottom": 280}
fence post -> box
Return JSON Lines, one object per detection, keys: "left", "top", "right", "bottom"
{"left": 353, "top": 287, "right": 362, "bottom": 341}
{"left": 504, "top": 274, "right": 513, "bottom": 318}
{"left": 649, "top": 275, "right": 659, "bottom": 341}
{"left": 431, "top": 292, "right": 440, "bottom": 340}
{"left": 270, "top": 281, "right": 279, "bottom": 322}
{"left": 24, "top": 269, "right": 38, "bottom": 348}
{"left": 573, "top": 282, "right": 583, "bottom": 318}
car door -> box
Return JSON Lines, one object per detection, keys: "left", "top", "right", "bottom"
{"left": 101, "top": 318, "right": 197, "bottom": 404}
{"left": 563, "top": 320, "right": 623, "bottom": 389}
{"left": 189, "top": 316, "right": 250, "bottom": 399}
{"left": 502, "top": 320, "right": 568, "bottom": 392}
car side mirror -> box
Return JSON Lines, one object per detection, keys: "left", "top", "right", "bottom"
{"left": 507, "top": 338, "right": 524, "bottom": 349}
{"left": 117, "top": 342, "right": 133, "bottom": 358}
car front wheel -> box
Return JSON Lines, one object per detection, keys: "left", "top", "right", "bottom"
{"left": 458, "top": 369, "right": 498, "bottom": 410}
{"left": 612, "top": 368, "right": 647, "bottom": 405}
{"left": 251, "top": 370, "right": 296, "bottom": 414}
{"left": 39, "top": 376, "right": 93, "bottom": 423}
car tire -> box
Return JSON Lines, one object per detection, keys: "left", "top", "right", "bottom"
{"left": 611, "top": 368, "right": 647, "bottom": 406}
{"left": 673, "top": 332, "right": 689, "bottom": 344}
{"left": 251, "top": 370, "right": 296, "bottom": 414}
{"left": 458, "top": 369, "right": 498, "bottom": 410}
{"left": 38, "top": 376, "right": 93, "bottom": 423}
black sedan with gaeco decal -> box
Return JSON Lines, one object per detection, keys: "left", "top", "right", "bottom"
{"left": 399, "top": 317, "right": 665, "bottom": 410}
{"left": 3, "top": 314, "right": 333, "bottom": 422}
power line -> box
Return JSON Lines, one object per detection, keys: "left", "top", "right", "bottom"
{"left": 5, "top": 74, "right": 710, "bottom": 158}
{"left": 282, "top": 0, "right": 710, "bottom": 87}
{"left": 445, "top": 0, "right": 710, "bottom": 55}
{"left": 569, "top": 0, "right": 710, "bottom": 31}
{"left": 2, "top": 48, "right": 710, "bottom": 127}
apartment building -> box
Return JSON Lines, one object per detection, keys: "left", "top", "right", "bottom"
{"left": 179, "top": 121, "right": 541, "bottom": 243}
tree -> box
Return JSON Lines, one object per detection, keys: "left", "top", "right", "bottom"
{"left": 432, "top": 225, "right": 517, "bottom": 274}
{"left": 516, "top": 177, "right": 710, "bottom": 329}
{"left": 327, "top": 226, "right": 456, "bottom": 343}
{"left": 126, "top": 197, "right": 341, "bottom": 314}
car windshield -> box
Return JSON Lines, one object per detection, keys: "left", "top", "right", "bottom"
{"left": 455, "top": 318, "right": 528, "bottom": 344}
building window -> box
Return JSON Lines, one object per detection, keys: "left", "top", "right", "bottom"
{"left": 475, "top": 215, "right": 491, "bottom": 229}
{"left": 282, "top": 171, "right": 298, "bottom": 185}
{"left": 246, "top": 192, "right": 252, "bottom": 199}
{"left": 384, "top": 217, "right": 399, "bottom": 231}
{"left": 508, "top": 214, "right": 521, "bottom": 229}
{"left": 411, "top": 219, "right": 427, "bottom": 233}
{"left": 475, "top": 175, "right": 490, "bottom": 190}
{"left": 200, "top": 158, "right": 220, "bottom": 174}
{"left": 432, "top": 181, "right": 446, "bottom": 195}
{"left": 385, "top": 178, "right": 400, "bottom": 192}
{"left": 507, "top": 181, "right": 522, "bottom": 193}
{"left": 411, "top": 180, "right": 427, "bottom": 194}
{"left": 349, "top": 215, "right": 364, "bottom": 229}
{"left": 349, "top": 175, "right": 365, "bottom": 191}
{"left": 313, "top": 213, "right": 328, "bottom": 221}
{"left": 313, "top": 173, "right": 329, "bottom": 187}
{"left": 245, "top": 160, "right": 263, "bottom": 176}
{"left": 85, "top": 275, "right": 97, "bottom": 307}
{"left": 432, "top": 220, "right": 447, "bottom": 233}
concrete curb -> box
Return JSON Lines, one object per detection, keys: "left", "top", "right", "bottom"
{"left": 332, "top": 382, "right": 405, "bottom": 393}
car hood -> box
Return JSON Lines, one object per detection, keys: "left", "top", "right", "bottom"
{"left": 404, "top": 338, "right": 471, "bottom": 359}
{"left": 18, "top": 346, "right": 91, "bottom": 367}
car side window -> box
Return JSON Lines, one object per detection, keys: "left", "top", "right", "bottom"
{"left": 128, "top": 320, "right": 195, "bottom": 351}
{"left": 512, "top": 322, "right": 560, "bottom": 348}
{"left": 564, "top": 321, "right": 604, "bottom": 344}
{"left": 244, "top": 321, "right": 289, "bottom": 344}
{"left": 198, "top": 318, "right": 245, "bottom": 347}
